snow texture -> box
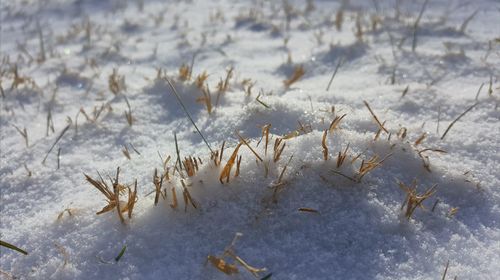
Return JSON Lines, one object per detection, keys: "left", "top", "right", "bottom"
{"left": 0, "top": 0, "right": 499, "bottom": 279}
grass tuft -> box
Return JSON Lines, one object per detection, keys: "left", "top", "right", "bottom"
{"left": 398, "top": 180, "right": 436, "bottom": 220}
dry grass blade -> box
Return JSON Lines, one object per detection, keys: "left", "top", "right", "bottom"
{"left": 278, "top": 155, "right": 293, "bottom": 184}
{"left": 441, "top": 260, "right": 449, "bottom": 280}
{"left": 178, "top": 64, "right": 191, "bottom": 81}
{"left": 170, "top": 187, "right": 178, "bottom": 209}
{"left": 42, "top": 118, "right": 72, "bottom": 164}
{"left": 46, "top": 107, "right": 55, "bottom": 136}
{"left": 273, "top": 138, "right": 286, "bottom": 162}
{"left": 108, "top": 68, "right": 126, "bottom": 95}
{"left": 459, "top": 10, "right": 478, "bottom": 33}
{"left": 183, "top": 156, "right": 199, "bottom": 177}
{"left": 127, "top": 180, "right": 138, "bottom": 219}
{"left": 256, "top": 91, "right": 270, "bottom": 108}
{"left": 57, "top": 208, "right": 75, "bottom": 220}
{"left": 54, "top": 243, "right": 69, "bottom": 268}
{"left": 207, "top": 255, "right": 239, "bottom": 275}
{"left": 84, "top": 173, "right": 114, "bottom": 201}
{"left": 237, "top": 132, "right": 263, "bottom": 162}
{"left": 211, "top": 141, "right": 225, "bottom": 166}
{"left": 216, "top": 66, "right": 234, "bottom": 105}
{"left": 13, "top": 125, "right": 28, "bottom": 148}
{"left": 336, "top": 143, "right": 349, "bottom": 168}
{"left": 0, "top": 240, "right": 28, "bottom": 255}
{"left": 122, "top": 145, "right": 131, "bottom": 160}
{"left": 331, "top": 169, "right": 357, "bottom": 182}
{"left": 328, "top": 114, "right": 347, "bottom": 133}
{"left": 112, "top": 168, "right": 125, "bottom": 224}
{"left": 196, "top": 84, "right": 212, "bottom": 114}
{"left": 85, "top": 167, "right": 135, "bottom": 223}
{"left": 357, "top": 153, "right": 392, "bottom": 181}
{"left": 440, "top": 103, "right": 478, "bottom": 140}
{"left": 115, "top": 245, "right": 127, "bottom": 262}
{"left": 298, "top": 207, "right": 319, "bottom": 213}
{"left": 412, "top": 0, "right": 429, "bottom": 52}
{"left": 153, "top": 168, "right": 163, "bottom": 206}
{"left": 215, "top": 232, "right": 267, "bottom": 277}
{"left": 182, "top": 182, "right": 198, "bottom": 211}
{"left": 401, "top": 85, "right": 409, "bottom": 98}
{"left": 235, "top": 155, "right": 242, "bottom": 177}
{"left": 231, "top": 253, "right": 267, "bottom": 278}
{"left": 283, "top": 65, "right": 305, "bottom": 88}
{"left": 418, "top": 148, "right": 447, "bottom": 155}
{"left": 262, "top": 124, "right": 271, "bottom": 156}
{"left": 124, "top": 95, "right": 133, "bottom": 126}
{"left": 165, "top": 77, "right": 213, "bottom": 154}
{"left": 219, "top": 143, "right": 243, "bottom": 184}
{"left": 398, "top": 180, "right": 437, "bottom": 219}
{"left": 415, "top": 133, "right": 427, "bottom": 146}
{"left": 272, "top": 155, "right": 294, "bottom": 203}
{"left": 363, "top": 100, "right": 388, "bottom": 133}
{"left": 322, "top": 130, "right": 328, "bottom": 160}
{"left": 326, "top": 58, "right": 343, "bottom": 91}
{"left": 474, "top": 83, "right": 485, "bottom": 101}
{"left": 195, "top": 71, "right": 209, "bottom": 88}
{"left": 397, "top": 128, "right": 407, "bottom": 139}
{"left": 447, "top": 207, "right": 459, "bottom": 218}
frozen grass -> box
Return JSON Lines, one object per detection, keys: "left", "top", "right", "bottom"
{"left": 1, "top": 0, "right": 499, "bottom": 279}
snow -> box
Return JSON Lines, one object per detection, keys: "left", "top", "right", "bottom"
{"left": 0, "top": 0, "right": 499, "bottom": 279}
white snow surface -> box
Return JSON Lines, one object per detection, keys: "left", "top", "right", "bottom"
{"left": 1, "top": 0, "right": 499, "bottom": 279}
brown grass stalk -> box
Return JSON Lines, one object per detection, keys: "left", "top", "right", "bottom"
{"left": 283, "top": 65, "right": 305, "bottom": 88}
{"left": 322, "top": 130, "right": 328, "bottom": 160}
{"left": 236, "top": 132, "right": 263, "bottom": 162}
{"left": 364, "top": 100, "right": 388, "bottom": 133}
{"left": 440, "top": 103, "right": 478, "bottom": 140}
{"left": 219, "top": 143, "right": 243, "bottom": 184}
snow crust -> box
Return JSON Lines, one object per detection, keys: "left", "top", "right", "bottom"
{"left": 1, "top": 0, "right": 499, "bottom": 279}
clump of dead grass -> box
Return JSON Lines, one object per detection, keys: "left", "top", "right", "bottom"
{"left": 84, "top": 167, "right": 137, "bottom": 223}
{"left": 398, "top": 180, "right": 437, "bottom": 220}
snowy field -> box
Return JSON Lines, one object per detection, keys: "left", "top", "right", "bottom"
{"left": 1, "top": 0, "right": 499, "bottom": 279}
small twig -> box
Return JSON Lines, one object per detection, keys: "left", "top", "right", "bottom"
{"left": 441, "top": 103, "right": 478, "bottom": 140}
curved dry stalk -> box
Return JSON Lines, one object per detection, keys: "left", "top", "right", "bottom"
{"left": 363, "top": 100, "right": 388, "bottom": 133}
{"left": 219, "top": 143, "right": 243, "bottom": 184}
